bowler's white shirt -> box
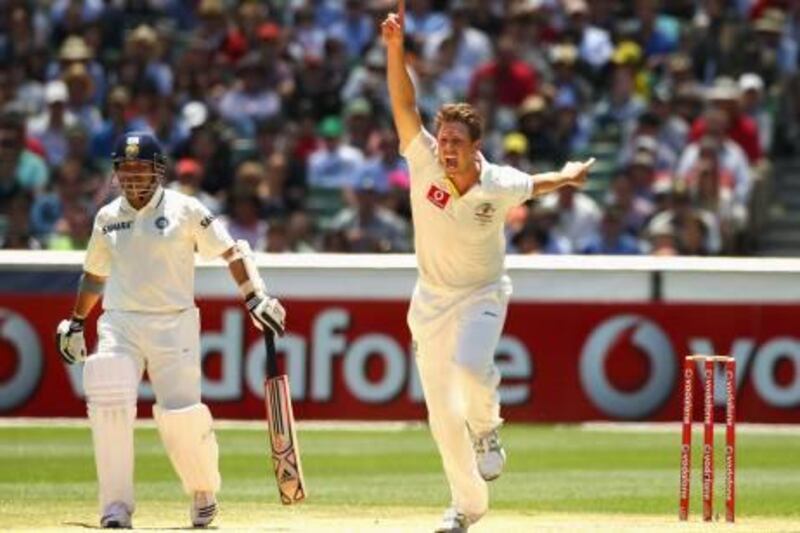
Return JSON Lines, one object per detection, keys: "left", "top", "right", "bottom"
{"left": 84, "top": 187, "right": 234, "bottom": 313}
{"left": 403, "top": 129, "right": 532, "bottom": 290}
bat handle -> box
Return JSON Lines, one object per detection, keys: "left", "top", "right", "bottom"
{"left": 264, "top": 330, "right": 279, "bottom": 378}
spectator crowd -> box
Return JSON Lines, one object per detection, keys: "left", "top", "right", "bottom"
{"left": 0, "top": 0, "right": 798, "bottom": 256}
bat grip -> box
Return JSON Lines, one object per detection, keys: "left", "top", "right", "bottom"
{"left": 264, "top": 330, "right": 279, "bottom": 378}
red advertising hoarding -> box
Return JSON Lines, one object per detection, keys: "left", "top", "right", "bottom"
{"left": 1, "top": 295, "right": 799, "bottom": 422}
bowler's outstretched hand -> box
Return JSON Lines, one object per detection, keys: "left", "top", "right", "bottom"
{"left": 560, "top": 157, "right": 595, "bottom": 188}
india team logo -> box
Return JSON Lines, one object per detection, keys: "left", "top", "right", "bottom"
{"left": 124, "top": 137, "right": 140, "bottom": 159}
{"left": 155, "top": 216, "right": 169, "bottom": 230}
{"left": 426, "top": 184, "right": 451, "bottom": 209}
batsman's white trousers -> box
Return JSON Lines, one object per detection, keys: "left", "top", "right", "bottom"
{"left": 82, "top": 307, "right": 213, "bottom": 515}
{"left": 408, "top": 277, "right": 509, "bottom": 522}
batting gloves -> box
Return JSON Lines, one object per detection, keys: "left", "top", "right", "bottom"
{"left": 246, "top": 294, "right": 286, "bottom": 336}
{"left": 56, "top": 317, "right": 87, "bottom": 364}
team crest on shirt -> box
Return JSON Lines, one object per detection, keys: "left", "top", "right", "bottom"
{"left": 155, "top": 216, "right": 170, "bottom": 230}
{"left": 473, "top": 202, "right": 496, "bottom": 225}
{"left": 426, "top": 184, "right": 451, "bottom": 209}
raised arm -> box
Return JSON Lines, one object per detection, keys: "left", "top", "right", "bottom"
{"left": 381, "top": 0, "right": 422, "bottom": 152}
{"left": 72, "top": 272, "right": 105, "bottom": 319}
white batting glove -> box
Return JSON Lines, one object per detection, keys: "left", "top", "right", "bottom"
{"left": 246, "top": 294, "right": 286, "bottom": 336}
{"left": 56, "top": 318, "right": 87, "bottom": 364}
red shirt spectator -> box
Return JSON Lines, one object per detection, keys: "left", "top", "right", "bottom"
{"left": 690, "top": 113, "right": 762, "bottom": 163}
{"left": 468, "top": 35, "right": 537, "bottom": 107}
{"left": 689, "top": 80, "right": 763, "bottom": 163}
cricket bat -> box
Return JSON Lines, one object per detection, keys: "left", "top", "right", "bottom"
{"left": 264, "top": 330, "right": 306, "bottom": 504}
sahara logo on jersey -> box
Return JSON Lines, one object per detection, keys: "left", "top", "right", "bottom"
{"left": 102, "top": 221, "right": 133, "bottom": 234}
{"left": 426, "top": 184, "right": 451, "bottom": 209}
{"left": 155, "top": 216, "right": 170, "bottom": 230}
{"left": 200, "top": 214, "right": 216, "bottom": 229}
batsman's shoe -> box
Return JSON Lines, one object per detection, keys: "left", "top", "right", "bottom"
{"left": 100, "top": 501, "right": 132, "bottom": 529}
{"left": 434, "top": 507, "right": 469, "bottom": 533}
{"left": 472, "top": 428, "right": 506, "bottom": 481}
{"left": 191, "top": 491, "right": 218, "bottom": 528}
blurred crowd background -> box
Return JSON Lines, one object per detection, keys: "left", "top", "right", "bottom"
{"left": 0, "top": 0, "right": 798, "bottom": 256}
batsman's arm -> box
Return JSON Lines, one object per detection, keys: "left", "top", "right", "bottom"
{"left": 57, "top": 215, "right": 110, "bottom": 364}
{"left": 56, "top": 271, "right": 104, "bottom": 365}
{"left": 222, "top": 242, "right": 286, "bottom": 336}
{"left": 224, "top": 247, "right": 259, "bottom": 299}
{"left": 72, "top": 272, "right": 105, "bottom": 320}
{"left": 382, "top": 0, "right": 422, "bottom": 152}
{"left": 530, "top": 158, "right": 596, "bottom": 197}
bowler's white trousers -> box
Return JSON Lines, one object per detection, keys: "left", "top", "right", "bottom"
{"left": 407, "top": 276, "right": 510, "bottom": 522}
{"left": 82, "top": 308, "right": 220, "bottom": 515}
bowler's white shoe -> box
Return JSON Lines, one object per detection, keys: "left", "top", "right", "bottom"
{"left": 191, "top": 491, "right": 218, "bottom": 528}
{"left": 100, "top": 501, "right": 132, "bottom": 529}
{"left": 434, "top": 507, "right": 469, "bottom": 533}
{"left": 472, "top": 428, "right": 506, "bottom": 481}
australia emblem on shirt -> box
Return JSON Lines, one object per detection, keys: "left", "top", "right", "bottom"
{"left": 426, "top": 184, "right": 451, "bottom": 209}
{"left": 473, "top": 202, "right": 496, "bottom": 225}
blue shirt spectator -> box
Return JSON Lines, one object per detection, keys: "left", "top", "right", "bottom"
{"left": 307, "top": 116, "right": 365, "bottom": 189}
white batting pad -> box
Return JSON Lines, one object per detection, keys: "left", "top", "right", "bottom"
{"left": 83, "top": 354, "right": 139, "bottom": 513}
{"left": 153, "top": 403, "right": 221, "bottom": 494}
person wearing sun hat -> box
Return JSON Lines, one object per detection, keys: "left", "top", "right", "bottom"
{"left": 593, "top": 40, "right": 647, "bottom": 138}
{"left": 62, "top": 62, "right": 103, "bottom": 135}
{"left": 549, "top": 43, "right": 592, "bottom": 110}
{"left": 343, "top": 97, "right": 376, "bottom": 152}
{"left": 689, "top": 77, "right": 762, "bottom": 164}
{"left": 46, "top": 35, "right": 107, "bottom": 106}
{"left": 500, "top": 132, "right": 532, "bottom": 172}
{"left": 739, "top": 73, "right": 772, "bottom": 153}
{"left": 28, "top": 80, "right": 77, "bottom": 167}
{"left": 169, "top": 158, "right": 221, "bottom": 215}
{"left": 562, "top": 0, "right": 613, "bottom": 71}
{"left": 123, "top": 24, "right": 173, "bottom": 96}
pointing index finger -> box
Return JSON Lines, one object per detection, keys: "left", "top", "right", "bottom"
{"left": 398, "top": 0, "right": 405, "bottom": 28}
{"left": 584, "top": 157, "right": 596, "bottom": 168}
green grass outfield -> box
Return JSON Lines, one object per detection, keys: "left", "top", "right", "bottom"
{"left": 1, "top": 421, "right": 799, "bottom": 531}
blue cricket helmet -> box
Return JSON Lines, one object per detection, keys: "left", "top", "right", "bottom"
{"left": 111, "top": 132, "right": 166, "bottom": 204}
{"left": 111, "top": 131, "right": 167, "bottom": 171}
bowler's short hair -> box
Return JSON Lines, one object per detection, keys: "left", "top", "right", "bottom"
{"left": 434, "top": 103, "right": 483, "bottom": 141}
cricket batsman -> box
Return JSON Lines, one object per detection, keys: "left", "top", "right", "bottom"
{"left": 55, "top": 132, "right": 286, "bottom": 528}
{"left": 381, "top": 4, "right": 594, "bottom": 532}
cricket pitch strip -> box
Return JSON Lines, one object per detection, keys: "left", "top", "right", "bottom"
{"left": 7, "top": 507, "right": 799, "bottom": 532}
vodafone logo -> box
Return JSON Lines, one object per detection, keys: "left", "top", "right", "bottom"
{"left": 426, "top": 184, "right": 451, "bottom": 209}
{"left": 0, "top": 308, "right": 42, "bottom": 410}
{"left": 198, "top": 308, "right": 532, "bottom": 405}
{"left": 580, "top": 314, "right": 676, "bottom": 419}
